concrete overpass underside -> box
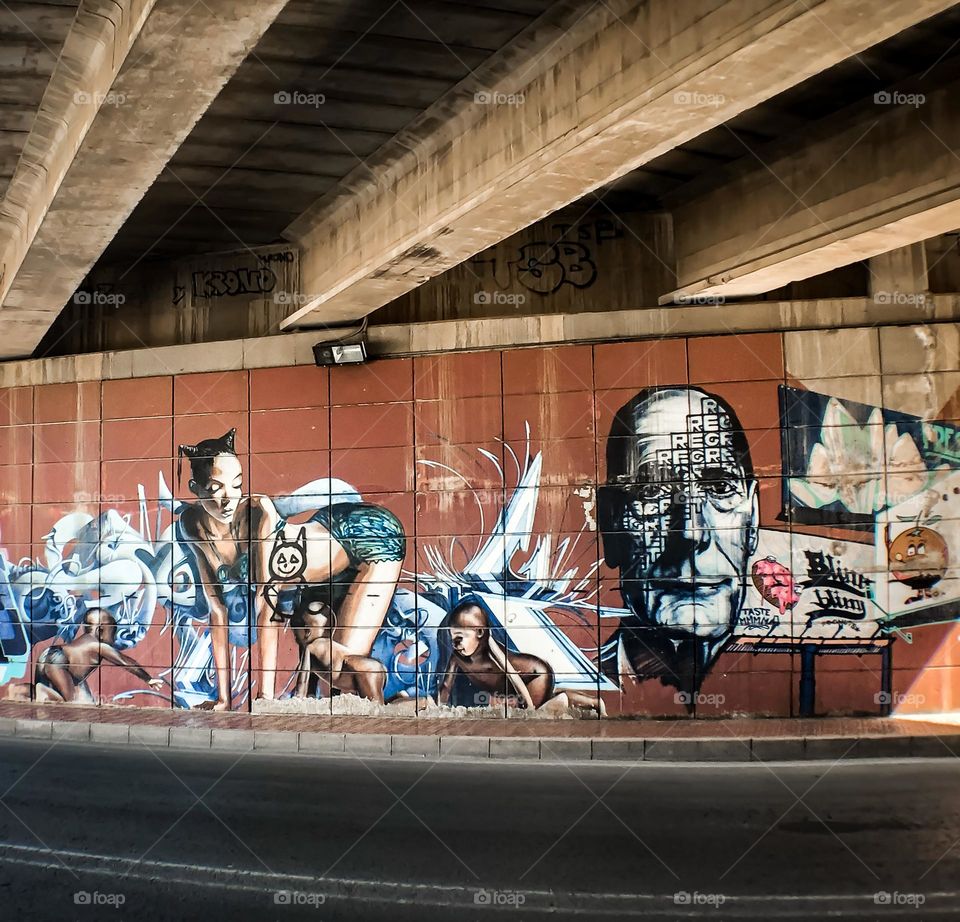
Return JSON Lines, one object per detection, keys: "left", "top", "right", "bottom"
{"left": 0, "top": 0, "right": 954, "bottom": 357}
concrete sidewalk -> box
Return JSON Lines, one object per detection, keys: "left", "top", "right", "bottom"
{"left": 2, "top": 702, "right": 960, "bottom": 762}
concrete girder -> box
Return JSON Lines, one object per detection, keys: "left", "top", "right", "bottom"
{"left": 664, "top": 78, "right": 960, "bottom": 302}
{"left": 0, "top": 0, "right": 290, "bottom": 358}
{"left": 279, "top": 0, "right": 956, "bottom": 329}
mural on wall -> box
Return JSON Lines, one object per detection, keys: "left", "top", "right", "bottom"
{"left": 598, "top": 387, "right": 761, "bottom": 694}
{"left": 174, "top": 427, "right": 405, "bottom": 710}
{"left": 0, "top": 423, "right": 616, "bottom": 714}
{"left": 782, "top": 385, "right": 960, "bottom": 632}
{"left": 782, "top": 387, "right": 935, "bottom": 526}
{"left": 1, "top": 331, "right": 959, "bottom": 718}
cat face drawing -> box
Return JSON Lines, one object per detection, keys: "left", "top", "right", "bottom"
{"left": 269, "top": 526, "right": 308, "bottom": 581}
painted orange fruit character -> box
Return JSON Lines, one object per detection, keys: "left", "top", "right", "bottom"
{"left": 887, "top": 526, "right": 948, "bottom": 603}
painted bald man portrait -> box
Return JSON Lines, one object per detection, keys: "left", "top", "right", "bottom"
{"left": 599, "top": 386, "right": 759, "bottom": 696}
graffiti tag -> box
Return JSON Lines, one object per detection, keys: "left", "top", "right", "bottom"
{"left": 802, "top": 550, "right": 873, "bottom": 620}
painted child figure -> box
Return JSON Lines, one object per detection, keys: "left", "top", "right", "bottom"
{"left": 438, "top": 601, "right": 553, "bottom": 710}
{"left": 33, "top": 608, "right": 164, "bottom": 704}
{"left": 438, "top": 600, "right": 606, "bottom": 715}
{"left": 291, "top": 592, "right": 387, "bottom": 704}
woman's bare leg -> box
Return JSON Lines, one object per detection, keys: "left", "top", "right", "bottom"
{"left": 333, "top": 560, "right": 402, "bottom": 655}
{"left": 257, "top": 613, "right": 278, "bottom": 700}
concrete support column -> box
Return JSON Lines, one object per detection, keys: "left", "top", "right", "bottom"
{"left": 869, "top": 243, "right": 929, "bottom": 299}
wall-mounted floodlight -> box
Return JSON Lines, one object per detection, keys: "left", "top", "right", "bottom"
{"left": 311, "top": 318, "right": 368, "bottom": 366}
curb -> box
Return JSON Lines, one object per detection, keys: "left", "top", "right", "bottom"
{"left": 3, "top": 717, "right": 960, "bottom": 761}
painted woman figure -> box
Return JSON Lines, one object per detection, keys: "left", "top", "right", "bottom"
{"left": 178, "top": 430, "right": 273, "bottom": 710}
{"left": 266, "top": 493, "right": 407, "bottom": 700}
{"left": 178, "top": 429, "right": 405, "bottom": 709}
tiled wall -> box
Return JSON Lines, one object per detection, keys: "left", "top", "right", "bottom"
{"left": 0, "top": 326, "right": 958, "bottom": 718}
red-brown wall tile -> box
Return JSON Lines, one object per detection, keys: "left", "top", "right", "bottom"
{"left": 0, "top": 464, "right": 31, "bottom": 505}
{"left": 688, "top": 332, "right": 784, "bottom": 384}
{"left": 414, "top": 351, "right": 501, "bottom": 400}
{"left": 331, "top": 445, "right": 414, "bottom": 493}
{"left": 414, "top": 395, "right": 502, "bottom": 446}
{"left": 249, "top": 450, "right": 331, "bottom": 497}
{"left": 34, "top": 422, "right": 100, "bottom": 465}
{"left": 250, "top": 366, "right": 328, "bottom": 411}
{"left": 0, "top": 387, "right": 33, "bottom": 426}
{"left": 101, "top": 458, "right": 174, "bottom": 502}
{"left": 331, "top": 402, "right": 413, "bottom": 450}
{"left": 416, "top": 489, "right": 503, "bottom": 537}
{"left": 0, "top": 425, "right": 33, "bottom": 466}
{"left": 102, "top": 376, "right": 172, "bottom": 419}
{"left": 34, "top": 461, "right": 99, "bottom": 504}
{"left": 330, "top": 357, "right": 413, "bottom": 405}
{"left": 174, "top": 370, "right": 249, "bottom": 415}
{"left": 102, "top": 417, "right": 173, "bottom": 462}
{"left": 502, "top": 345, "right": 593, "bottom": 394}
{"left": 593, "top": 338, "right": 687, "bottom": 391}
{"left": 0, "top": 503, "right": 32, "bottom": 547}
{"left": 34, "top": 381, "right": 99, "bottom": 423}
{"left": 503, "top": 391, "right": 595, "bottom": 442}
{"left": 251, "top": 408, "right": 328, "bottom": 454}
{"left": 414, "top": 443, "right": 506, "bottom": 492}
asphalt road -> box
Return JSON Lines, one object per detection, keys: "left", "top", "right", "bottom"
{"left": 0, "top": 738, "right": 958, "bottom": 920}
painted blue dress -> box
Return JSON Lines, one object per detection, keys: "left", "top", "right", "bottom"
{"left": 175, "top": 520, "right": 256, "bottom": 648}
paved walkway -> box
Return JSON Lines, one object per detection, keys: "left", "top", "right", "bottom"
{"left": 2, "top": 701, "right": 959, "bottom": 761}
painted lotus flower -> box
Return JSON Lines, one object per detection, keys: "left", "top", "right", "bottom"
{"left": 791, "top": 397, "right": 927, "bottom": 515}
